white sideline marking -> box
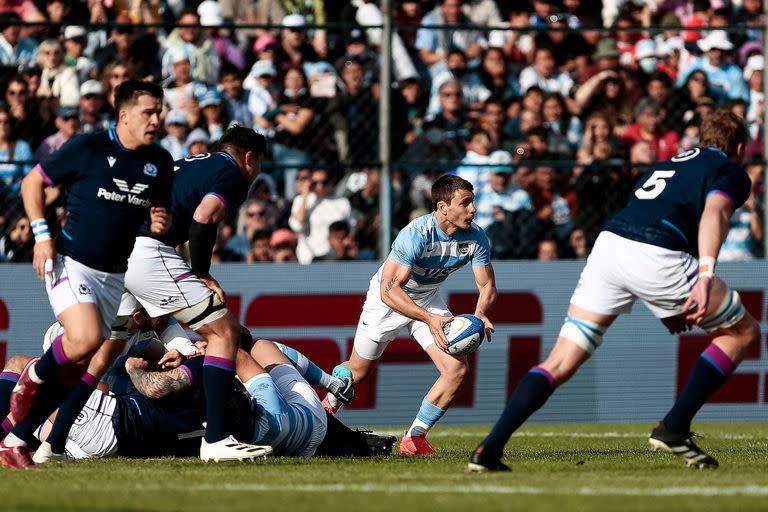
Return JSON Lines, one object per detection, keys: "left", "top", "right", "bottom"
{"left": 176, "top": 483, "right": 768, "bottom": 497}
{"left": 377, "top": 431, "right": 757, "bottom": 440}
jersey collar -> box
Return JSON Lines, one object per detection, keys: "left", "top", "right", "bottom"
{"left": 705, "top": 146, "right": 727, "bottom": 159}
{"left": 216, "top": 151, "right": 238, "bottom": 167}
{"left": 108, "top": 127, "right": 130, "bottom": 152}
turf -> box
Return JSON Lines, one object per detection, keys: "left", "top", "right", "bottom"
{"left": 1, "top": 422, "right": 767, "bottom": 512}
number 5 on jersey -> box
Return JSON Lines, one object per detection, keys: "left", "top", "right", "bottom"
{"left": 635, "top": 170, "right": 676, "bottom": 200}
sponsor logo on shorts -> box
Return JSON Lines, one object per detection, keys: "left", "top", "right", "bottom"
{"left": 78, "top": 284, "right": 92, "bottom": 295}
{"left": 159, "top": 296, "right": 179, "bottom": 306}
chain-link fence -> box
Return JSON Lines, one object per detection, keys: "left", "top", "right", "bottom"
{"left": 0, "top": 5, "right": 765, "bottom": 263}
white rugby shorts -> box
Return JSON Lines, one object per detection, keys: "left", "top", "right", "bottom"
{"left": 122, "top": 237, "right": 213, "bottom": 317}
{"left": 570, "top": 231, "right": 699, "bottom": 318}
{"left": 63, "top": 390, "right": 119, "bottom": 460}
{"left": 353, "top": 274, "right": 451, "bottom": 360}
{"left": 46, "top": 255, "right": 124, "bottom": 339}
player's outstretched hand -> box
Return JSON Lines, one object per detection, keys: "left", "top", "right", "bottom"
{"left": 475, "top": 313, "right": 495, "bottom": 343}
{"left": 125, "top": 357, "right": 148, "bottom": 372}
{"left": 200, "top": 275, "right": 226, "bottom": 303}
{"left": 683, "top": 275, "right": 713, "bottom": 326}
{"left": 158, "top": 349, "right": 185, "bottom": 370}
{"left": 33, "top": 240, "right": 56, "bottom": 279}
{"left": 149, "top": 207, "right": 171, "bottom": 235}
{"left": 428, "top": 313, "right": 453, "bottom": 351}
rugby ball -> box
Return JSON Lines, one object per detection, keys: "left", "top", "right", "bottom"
{"left": 43, "top": 321, "right": 64, "bottom": 352}
{"left": 443, "top": 314, "right": 485, "bottom": 356}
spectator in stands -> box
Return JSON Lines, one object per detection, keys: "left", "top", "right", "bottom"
{"left": 289, "top": 168, "right": 352, "bottom": 264}
{"left": 227, "top": 198, "right": 275, "bottom": 259}
{"left": 427, "top": 49, "right": 488, "bottom": 118}
{"left": 62, "top": 25, "right": 93, "bottom": 83}
{"left": 621, "top": 97, "right": 680, "bottom": 161}
{"left": 720, "top": 161, "right": 764, "bottom": 261}
{"left": 94, "top": 14, "right": 150, "bottom": 80}
{"left": 270, "top": 228, "right": 298, "bottom": 263}
{"left": 162, "top": 46, "right": 208, "bottom": 116}
{"left": 0, "top": 106, "right": 32, "bottom": 198}
{"left": 245, "top": 229, "right": 273, "bottom": 263}
{"left": 656, "top": 36, "right": 684, "bottom": 81}
{"left": 314, "top": 220, "right": 358, "bottom": 261}
{"left": 198, "top": 0, "right": 245, "bottom": 72}
{"left": 33, "top": 105, "right": 80, "bottom": 161}
{"left": 519, "top": 46, "right": 575, "bottom": 96}
{"left": 472, "top": 46, "right": 518, "bottom": 106}
{"left": 0, "top": 0, "right": 40, "bottom": 22}
{"left": 542, "top": 92, "right": 582, "bottom": 150}
{"left": 576, "top": 112, "right": 624, "bottom": 164}
{"left": 334, "top": 27, "right": 377, "bottom": 83}
{"left": 0, "top": 213, "right": 32, "bottom": 262}
{"left": 529, "top": 160, "right": 573, "bottom": 245}
{"left": 574, "top": 69, "right": 633, "bottom": 134}
{"left": 218, "top": 64, "right": 252, "bottom": 128}
{"left": 533, "top": 11, "right": 591, "bottom": 72}
{"left": 587, "top": 38, "right": 621, "bottom": 79}
{"left": 455, "top": 127, "right": 492, "bottom": 189}
{"left": 568, "top": 228, "right": 588, "bottom": 258}
{"left": 160, "top": 109, "right": 188, "bottom": 160}
{"left": 347, "top": 167, "right": 381, "bottom": 259}
{"left": 5, "top": 74, "right": 49, "bottom": 149}
{"left": 744, "top": 54, "right": 764, "bottom": 140}
{"left": 246, "top": 59, "right": 278, "bottom": 127}
{"left": 479, "top": 150, "right": 535, "bottom": 230}
{"left": 645, "top": 71, "right": 672, "bottom": 107}
{"left": 163, "top": 8, "right": 219, "bottom": 86}
{"left": 663, "top": 69, "right": 709, "bottom": 133}
{"left": 101, "top": 60, "right": 133, "bottom": 111}
{"left": 400, "top": 76, "right": 427, "bottom": 145}
{"left": 219, "top": 0, "right": 285, "bottom": 46}
{"left": 186, "top": 128, "right": 211, "bottom": 156}
{"left": 477, "top": 97, "right": 505, "bottom": 149}
{"left": 676, "top": 30, "right": 748, "bottom": 102}
{"left": 337, "top": 57, "right": 377, "bottom": 166}
{"left": 78, "top": 79, "right": 109, "bottom": 133}
{"left": 198, "top": 89, "right": 227, "bottom": 141}
{"left": 0, "top": 13, "right": 36, "bottom": 68}
{"left": 415, "top": 0, "right": 485, "bottom": 78}
{"left": 36, "top": 39, "right": 79, "bottom": 107}
{"left": 537, "top": 238, "right": 558, "bottom": 260}
{"left": 273, "top": 14, "right": 319, "bottom": 73}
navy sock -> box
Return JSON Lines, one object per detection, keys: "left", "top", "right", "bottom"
{"left": 478, "top": 367, "right": 557, "bottom": 458}
{"left": 11, "top": 378, "right": 71, "bottom": 444}
{"left": 663, "top": 344, "right": 734, "bottom": 434}
{"left": 47, "top": 373, "right": 98, "bottom": 453}
{"left": 0, "top": 370, "right": 20, "bottom": 421}
{"left": 202, "top": 356, "right": 235, "bottom": 443}
{"left": 34, "top": 334, "right": 72, "bottom": 382}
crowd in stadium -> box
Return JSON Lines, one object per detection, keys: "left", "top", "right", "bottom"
{"left": 0, "top": 0, "right": 764, "bottom": 264}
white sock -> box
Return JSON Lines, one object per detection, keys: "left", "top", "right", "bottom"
{"left": 28, "top": 364, "right": 44, "bottom": 385}
{"left": 326, "top": 393, "right": 342, "bottom": 409}
{"left": 406, "top": 418, "right": 431, "bottom": 438}
{"left": 3, "top": 433, "right": 27, "bottom": 448}
{"left": 324, "top": 375, "right": 344, "bottom": 394}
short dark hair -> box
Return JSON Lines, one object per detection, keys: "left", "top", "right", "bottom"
{"left": 329, "top": 220, "right": 351, "bottom": 235}
{"left": 219, "top": 62, "right": 244, "bottom": 82}
{"left": 251, "top": 228, "right": 273, "bottom": 243}
{"left": 431, "top": 174, "right": 473, "bottom": 210}
{"left": 114, "top": 80, "right": 163, "bottom": 111}
{"left": 215, "top": 126, "right": 268, "bottom": 160}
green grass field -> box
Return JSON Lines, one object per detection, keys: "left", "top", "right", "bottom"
{"left": 1, "top": 422, "right": 767, "bottom": 511}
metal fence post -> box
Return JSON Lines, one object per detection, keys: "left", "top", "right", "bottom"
{"left": 378, "top": 0, "right": 393, "bottom": 261}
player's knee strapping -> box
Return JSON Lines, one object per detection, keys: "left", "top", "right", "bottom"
{"left": 108, "top": 315, "right": 133, "bottom": 341}
{"left": 174, "top": 294, "right": 228, "bottom": 330}
{"left": 559, "top": 315, "right": 606, "bottom": 354}
{"left": 700, "top": 290, "right": 746, "bottom": 332}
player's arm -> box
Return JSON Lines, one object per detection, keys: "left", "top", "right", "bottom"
{"left": 683, "top": 193, "right": 734, "bottom": 324}
{"left": 379, "top": 258, "right": 451, "bottom": 349}
{"left": 124, "top": 357, "right": 192, "bottom": 399}
{"left": 21, "top": 165, "right": 56, "bottom": 278}
{"left": 189, "top": 194, "right": 227, "bottom": 300}
{"left": 471, "top": 263, "right": 497, "bottom": 342}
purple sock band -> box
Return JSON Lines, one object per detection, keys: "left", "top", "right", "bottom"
{"left": 51, "top": 334, "right": 71, "bottom": 366}
{"left": 203, "top": 355, "right": 235, "bottom": 372}
{"left": 530, "top": 366, "right": 557, "bottom": 389}
{"left": 1, "top": 417, "right": 11, "bottom": 434}
{"left": 703, "top": 344, "right": 735, "bottom": 376}
{"left": 0, "top": 371, "right": 20, "bottom": 383}
{"left": 80, "top": 372, "right": 98, "bottom": 387}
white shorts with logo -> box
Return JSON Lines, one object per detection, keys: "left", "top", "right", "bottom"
{"left": 570, "top": 231, "right": 699, "bottom": 319}
{"left": 63, "top": 391, "right": 119, "bottom": 460}
{"left": 353, "top": 275, "right": 451, "bottom": 360}
{"left": 118, "top": 236, "right": 212, "bottom": 317}
{"left": 46, "top": 255, "right": 125, "bottom": 339}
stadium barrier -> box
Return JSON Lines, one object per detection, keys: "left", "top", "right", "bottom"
{"left": 3, "top": 260, "right": 768, "bottom": 426}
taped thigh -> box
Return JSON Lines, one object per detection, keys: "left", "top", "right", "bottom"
{"left": 558, "top": 315, "right": 607, "bottom": 355}
{"left": 172, "top": 294, "right": 228, "bottom": 330}
{"left": 700, "top": 290, "right": 746, "bottom": 333}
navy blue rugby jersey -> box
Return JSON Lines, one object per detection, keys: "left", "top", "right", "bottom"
{"left": 39, "top": 128, "right": 174, "bottom": 272}
{"left": 603, "top": 146, "right": 751, "bottom": 256}
{"left": 144, "top": 152, "right": 248, "bottom": 248}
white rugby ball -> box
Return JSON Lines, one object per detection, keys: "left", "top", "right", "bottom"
{"left": 443, "top": 314, "right": 485, "bottom": 356}
{"left": 42, "top": 321, "right": 64, "bottom": 352}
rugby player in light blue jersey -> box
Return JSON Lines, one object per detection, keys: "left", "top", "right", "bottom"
{"left": 324, "top": 175, "right": 497, "bottom": 455}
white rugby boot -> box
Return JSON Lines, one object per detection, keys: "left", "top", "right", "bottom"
{"left": 200, "top": 436, "right": 272, "bottom": 462}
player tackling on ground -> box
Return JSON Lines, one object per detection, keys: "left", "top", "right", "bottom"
{"left": 469, "top": 110, "right": 761, "bottom": 472}
{"left": 1, "top": 81, "right": 174, "bottom": 469}
{"left": 325, "top": 175, "right": 497, "bottom": 455}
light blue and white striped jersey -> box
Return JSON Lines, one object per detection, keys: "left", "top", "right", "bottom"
{"left": 383, "top": 213, "right": 490, "bottom": 295}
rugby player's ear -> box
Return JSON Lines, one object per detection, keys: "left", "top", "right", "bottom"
{"left": 736, "top": 143, "right": 745, "bottom": 162}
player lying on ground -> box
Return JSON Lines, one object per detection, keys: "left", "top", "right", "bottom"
{"left": 324, "top": 175, "right": 496, "bottom": 455}
{"left": 469, "top": 110, "right": 761, "bottom": 472}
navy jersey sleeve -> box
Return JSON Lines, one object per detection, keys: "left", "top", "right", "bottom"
{"left": 38, "top": 136, "right": 88, "bottom": 186}
{"left": 206, "top": 171, "right": 247, "bottom": 213}
{"left": 149, "top": 150, "right": 174, "bottom": 209}
{"left": 708, "top": 163, "right": 752, "bottom": 210}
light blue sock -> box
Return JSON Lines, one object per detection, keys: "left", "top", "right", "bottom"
{"left": 407, "top": 398, "right": 446, "bottom": 437}
{"left": 275, "top": 343, "right": 339, "bottom": 390}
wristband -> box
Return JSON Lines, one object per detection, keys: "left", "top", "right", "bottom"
{"left": 699, "top": 256, "right": 716, "bottom": 278}
{"left": 31, "top": 218, "right": 51, "bottom": 243}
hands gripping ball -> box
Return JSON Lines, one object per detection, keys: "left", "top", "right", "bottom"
{"left": 442, "top": 314, "right": 485, "bottom": 356}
